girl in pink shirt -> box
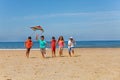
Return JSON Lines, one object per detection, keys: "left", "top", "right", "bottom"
{"left": 57, "top": 36, "right": 64, "bottom": 56}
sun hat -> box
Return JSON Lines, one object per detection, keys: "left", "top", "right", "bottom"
{"left": 69, "top": 37, "right": 73, "bottom": 39}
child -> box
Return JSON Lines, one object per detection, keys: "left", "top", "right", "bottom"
{"left": 68, "top": 37, "right": 75, "bottom": 57}
{"left": 57, "top": 36, "right": 64, "bottom": 56}
{"left": 51, "top": 36, "right": 56, "bottom": 57}
{"left": 25, "top": 36, "right": 33, "bottom": 58}
{"left": 36, "top": 34, "right": 47, "bottom": 58}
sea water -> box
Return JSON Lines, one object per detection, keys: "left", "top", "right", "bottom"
{"left": 0, "top": 41, "right": 120, "bottom": 49}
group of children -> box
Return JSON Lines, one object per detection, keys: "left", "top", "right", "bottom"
{"left": 25, "top": 35, "right": 76, "bottom": 58}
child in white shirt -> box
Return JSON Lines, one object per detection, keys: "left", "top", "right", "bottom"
{"left": 68, "top": 37, "right": 76, "bottom": 57}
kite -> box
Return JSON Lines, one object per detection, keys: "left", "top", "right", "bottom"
{"left": 31, "top": 25, "right": 44, "bottom": 32}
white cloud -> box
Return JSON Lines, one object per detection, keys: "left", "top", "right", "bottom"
{"left": 21, "top": 11, "right": 120, "bottom": 20}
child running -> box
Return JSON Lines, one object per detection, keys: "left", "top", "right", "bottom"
{"left": 25, "top": 36, "right": 33, "bottom": 58}
{"left": 36, "top": 34, "right": 47, "bottom": 58}
{"left": 57, "top": 36, "right": 64, "bottom": 57}
{"left": 51, "top": 36, "right": 56, "bottom": 57}
{"left": 68, "top": 37, "right": 76, "bottom": 57}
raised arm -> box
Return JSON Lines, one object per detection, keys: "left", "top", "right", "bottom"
{"left": 36, "top": 34, "right": 39, "bottom": 40}
{"left": 24, "top": 41, "right": 26, "bottom": 47}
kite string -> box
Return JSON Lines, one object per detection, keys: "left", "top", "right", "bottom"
{"left": 40, "top": 32, "right": 43, "bottom": 36}
{"left": 30, "top": 31, "right": 44, "bottom": 40}
{"left": 30, "top": 31, "right": 36, "bottom": 36}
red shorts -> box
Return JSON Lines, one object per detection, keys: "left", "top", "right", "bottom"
{"left": 51, "top": 47, "right": 56, "bottom": 51}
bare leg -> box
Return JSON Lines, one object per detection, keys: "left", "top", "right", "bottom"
{"left": 52, "top": 51, "right": 53, "bottom": 57}
{"left": 59, "top": 48, "right": 61, "bottom": 56}
{"left": 41, "top": 52, "right": 45, "bottom": 58}
{"left": 59, "top": 49, "right": 63, "bottom": 56}
{"left": 68, "top": 48, "right": 72, "bottom": 57}
{"left": 59, "top": 50, "right": 62, "bottom": 56}
{"left": 40, "top": 49, "right": 46, "bottom": 58}
{"left": 61, "top": 49, "right": 63, "bottom": 56}
{"left": 69, "top": 52, "right": 72, "bottom": 57}
{"left": 52, "top": 50, "right": 56, "bottom": 57}
{"left": 26, "top": 49, "right": 30, "bottom": 58}
{"left": 54, "top": 50, "right": 56, "bottom": 57}
{"left": 72, "top": 49, "right": 74, "bottom": 55}
{"left": 26, "top": 52, "right": 29, "bottom": 58}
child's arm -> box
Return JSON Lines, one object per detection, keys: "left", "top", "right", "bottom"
{"left": 73, "top": 40, "right": 76, "bottom": 46}
{"left": 24, "top": 41, "right": 26, "bottom": 48}
{"left": 55, "top": 41, "right": 57, "bottom": 47}
{"left": 63, "top": 41, "right": 66, "bottom": 47}
{"left": 68, "top": 43, "right": 71, "bottom": 47}
{"left": 36, "top": 34, "right": 39, "bottom": 40}
{"left": 46, "top": 42, "right": 48, "bottom": 48}
{"left": 31, "top": 41, "right": 33, "bottom": 47}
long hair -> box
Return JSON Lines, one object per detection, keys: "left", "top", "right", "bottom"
{"left": 58, "top": 36, "right": 64, "bottom": 42}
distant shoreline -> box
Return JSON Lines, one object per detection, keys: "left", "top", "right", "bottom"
{"left": 0, "top": 47, "right": 120, "bottom": 51}
{"left": 0, "top": 41, "right": 120, "bottom": 49}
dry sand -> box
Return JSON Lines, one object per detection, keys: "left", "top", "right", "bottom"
{"left": 0, "top": 48, "right": 120, "bottom": 80}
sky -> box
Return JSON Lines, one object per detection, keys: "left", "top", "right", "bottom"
{"left": 0, "top": 0, "right": 120, "bottom": 42}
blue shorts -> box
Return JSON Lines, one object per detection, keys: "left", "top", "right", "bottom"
{"left": 68, "top": 47, "right": 74, "bottom": 53}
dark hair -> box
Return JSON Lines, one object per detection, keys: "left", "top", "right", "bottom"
{"left": 41, "top": 35, "right": 44, "bottom": 39}
{"left": 28, "top": 36, "right": 31, "bottom": 39}
{"left": 52, "top": 36, "right": 55, "bottom": 39}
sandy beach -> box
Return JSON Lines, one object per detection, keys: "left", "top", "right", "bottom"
{"left": 0, "top": 48, "right": 120, "bottom": 80}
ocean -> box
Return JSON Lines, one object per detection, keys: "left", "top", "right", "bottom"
{"left": 0, "top": 41, "right": 120, "bottom": 49}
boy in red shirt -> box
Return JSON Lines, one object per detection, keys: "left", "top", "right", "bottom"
{"left": 25, "top": 36, "right": 33, "bottom": 58}
{"left": 51, "top": 36, "right": 56, "bottom": 57}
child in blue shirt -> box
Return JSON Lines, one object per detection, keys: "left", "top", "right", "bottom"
{"left": 36, "top": 34, "right": 47, "bottom": 58}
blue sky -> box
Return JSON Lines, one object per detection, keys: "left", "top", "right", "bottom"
{"left": 0, "top": 0, "right": 120, "bottom": 41}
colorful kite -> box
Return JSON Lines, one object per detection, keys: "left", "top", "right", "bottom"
{"left": 31, "top": 25, "right": 44, "bottom": 32}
